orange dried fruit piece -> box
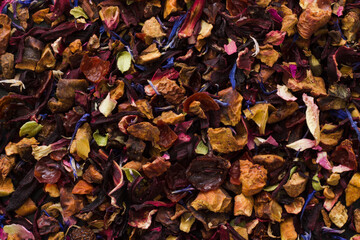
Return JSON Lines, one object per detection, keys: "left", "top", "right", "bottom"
{"left": 345, "top": 173, "right": 360, "bottom": 206}
{"left": 136, "top": 99, "right": 154, "bottom": 119}
{"left": 45, "top": 183, "right": 60, "bottom": 198}
{"left": 280, "top": 217, "right": 297, "bottom": 240}
{"left": 0, "top": 177, "right": 14, "bottom": 197}
{"left": 80, "top": 54, "right": 110, "bottom": 83}
{"left": 252, "top": 154, "right": 285, "bottom": 171}
{"left": 153, "top": 111, "right": 185, "bottom": 125}
{"left": 156, "top": 78, "right": 186, "bottom": 105}
{"left": 15, "top": 198, "right": 37, "bottom": 216}
{"left": 239, "top": 160, "right": 268, "bottom": 196}
{"left": 283, "top": 172, "right": 308, "bottom": 198}
{"left": 297, "top": 2, "right": 331, "bottom": 39}
{"left": 0, "top": 154, "right": 15, "bottom": 181}
{"left": 142, "top": 157, "right": 171, "bottom": 178}
{"left": 110, "top": 80, "right": 125, "bottom": 100}
{"left": 83, "top": 165, "right": 103, "bottom": 184}
{"left": 254, "top": 192, "right": 282, "bottom": 222}
{"left": 284, "top": 197, "right": 305, "bottom": 214}
{"left": 218, "top": 87, "right": 243, "bottom": 126}
{"left": 164, "top": 0, "right": 182, "bottom": 18}
{"left": 191, "top": 188, "right": 232, "bottom": 213}
{"left": 207, "top": 128, "right": 244, "bottom": 153}
{"left": 234, "top": 193, "right": 254, "bottom": 217}
{"left": 256, "top": 44, "right": 280, "bottom": 67}
{"left": 0, "top": 14, "right": 11, "bottom": 55}
{"left": 285, "top": 70, "right": 326, "bottom": 97}
{"left": 127, "top": 122, "right": 160, "bottom": 143}
{"left": 70, "top": 123, "right": 92, "bottom": 160}
{"left": 137, "top": 43, "right": 162, "bottom": 65}
{"left": 72, "top": 180, "right": 94, "bottom": 195}
{"left": 320, "top": 124, "right": 343, "bottom": 151}
{"left": 142, "top": 17, "right": 166, "bottom": 38}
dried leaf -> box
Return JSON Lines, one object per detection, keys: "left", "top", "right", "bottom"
{"left": 117, "top": 51, "right": 132, "bottom": 73}
{"left": 70, "top": 6, "right": 89, "bottom": 19}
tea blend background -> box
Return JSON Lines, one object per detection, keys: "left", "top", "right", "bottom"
{"left": 0, "top": 0, "right": 360, "bottom": 239}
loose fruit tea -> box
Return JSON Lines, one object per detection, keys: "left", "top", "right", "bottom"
{"left": 0, "top": 0, "right": 359, "bottom": 239}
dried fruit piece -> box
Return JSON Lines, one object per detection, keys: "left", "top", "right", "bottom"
{"left": 72, "top": 180, "right": 94, "bottom": 195}
{"left": 234, "top": 194, "right": 254, "bottom": 217}
{"left": 354, "top": 209, "right": 360, "bottom": 233}
{"left": 48, "top": 79, "right": 88, "bottom": 113}
{"left": 207, "top": 128, "right": 245, "bottom": 153}
{"left": 153, "top": 111, "right": 185, "bottom": 125}
{"left": 252, "top": 154, "right": 285, "bottom": 171}
{"left": 70, "top": 123, "right": 92, "bottom": 160}
{"left": 329, "top": 202, "right": 348, "bottom": 228}
{"left": 127, "top": 122, "right": 160, "bottom": 144}
{"left": 15, "top": 198, "right": 37, "bottom": 216}
{"left": 280, "top": 217, "right": 297, "bottom": 240}
{"left": 0, "top": 14, "right": 11, "bottom": 55}
{"left": 283, "top": 172, "right": 308, "bottom": 198}
{"left": 254, "top": 192, "right": 282, "bottom": 222}
{"left": 1, "top": 52, "right": 15, "bottom": 79}
{"left": 164, "top": 0, "right": 182, "bottom": 18}
{"left": 80, "top": 54, "right": 110, "bottom": 83}
{"left": 297, "top": 2, "right": 331, "bottom": 39}
{"left": 156, "top": 78, "right": 186, "bottom": 105}
{"left": 191, "top": 188, "right": 232, "bottom": 213}
{"left": 218, "top": 87, "right": 243, "bottom": 126}
{"left": 268, "top": 102, "right": 299, "bottom": 124}
{"left": 142, "top": 17, "right": 166, "bottom": 38}
{"left": 136, "top": 99, "right": 154, "bottom": 119}
{"left": 345, "top": 173, "right": 360, "bottom": 206}
{"left": 137, "top": 43, "right": 162, "bottom": 65}
{"left": 239, "top": 160, "right": 267, "bottom": 196}
{"left": 0, "top": 154, "right": 15, "bottom": 181}
{"left": 0, "top": 177, "right": 14, "bottom": 197}
{"left": 285, "top": 70, "right": 326, "bottom": 97}
{"left": 256, "top": 44, "right": 280, "bottom": 67}
{"left": 284, "top": 197, "right": 305, "bottom": 214}
{"left": 142, "top": 157, "right": 171, "bottom": 178}
{"left": 83, "top": 165, "right": 103, "bottom": 184}
{"left": 320, "top": 124, "right": 343, "bottom": 150}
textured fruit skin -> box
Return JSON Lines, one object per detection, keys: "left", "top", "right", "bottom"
{"left": 70, "top": 227, "right": 96, "bottom": 240}
{"left": 297, "top": 4, "right": 331, "bottom": 39}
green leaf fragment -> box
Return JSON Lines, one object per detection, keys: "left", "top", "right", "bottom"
{"left": 195, "top": 140, "right": 208, "bottom": 155}
{"left": 93, "top": 130, "right": 108, "bottom": 147}
{"left": 19, "top": 121, "right": 43, "bottom": 138}
{"left": 117, "top": 51, "right": 132, "bottom": 73}
{"left": 122, "top": 168, "right": 141, "bottom": 183}
{"left": 263, "top": 184, "right": 279, "bottom": 192}
{"left": 312, "top": 173, "right": 324, "bottom": 191}
{"left": 70, "top": 6, "right": 89, "bottom": 19}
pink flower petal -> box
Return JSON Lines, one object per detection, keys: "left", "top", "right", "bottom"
{"left": 224, "top": 40, "right": 237, "bottom": 55}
